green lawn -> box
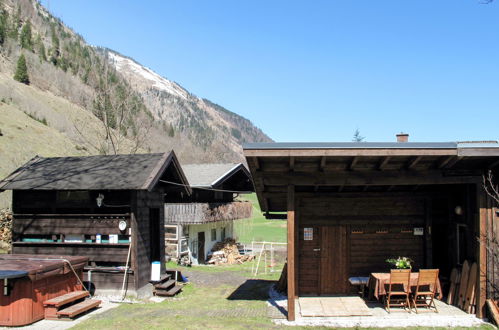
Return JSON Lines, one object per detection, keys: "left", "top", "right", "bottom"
{"left": 234, "top": 193, "right": 287, "bottom": 244}
{"left": 73, "top": 262, "right": 495, "bottom": 330}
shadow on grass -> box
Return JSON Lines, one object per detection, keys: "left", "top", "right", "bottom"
{"left": 227, "top": 279, "right": 275, "bottom": 300}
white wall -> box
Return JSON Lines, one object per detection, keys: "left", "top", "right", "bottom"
{"left": 185, "top": 221, "right": 234, "bottom": 265}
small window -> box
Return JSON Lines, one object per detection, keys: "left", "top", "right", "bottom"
{"left": 211, "top": 228, "right": 217, "bottom": 241}
{"left": 221, "top": 227, "right": 226, "bottom": 241}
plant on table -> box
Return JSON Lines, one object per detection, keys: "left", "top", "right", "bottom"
{"left": 386, "top": 256, "right": 413, "bottom": 269}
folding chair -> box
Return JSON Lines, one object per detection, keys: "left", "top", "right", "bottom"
{"left": 385, "top": 269, "right": 411, "bottom": 313}
{"left": 412, "top": 269, "right": 439, "bottom": 313}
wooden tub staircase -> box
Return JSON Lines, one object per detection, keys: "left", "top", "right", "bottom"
{"left": 152, "top": 273, "right": 183, "bottom": 297}
{"left": 44, "top": 291, "right": 101, "bottom": 321}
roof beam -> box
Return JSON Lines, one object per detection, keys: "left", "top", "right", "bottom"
{"left": 407, "top": 156, "right": 423, "bottom": 170}
{"left": 437, "top": 156, "right": 454, "bottom": 169}
{"left": 260, "top": 170, "right": 481, "bottom": 186}
{"left": 349, "top": 157, "right": 359, "bottom": 171}
{"left": 289, "top": 157, "right": 295, "bottom": 172}
{"left": 378, "top": 157, "right": 391, "bottom": 171}
{"left": 320, "top": 156, "right": 327, "bottom": 172}
{"left": 488, "top": 159, "right": 499, "bottom": 170}
{"left": 251, "top": 157, "right": 260, "bottom": 171}
{"left": 442, "top": 156, "right": 463, "bottom": 169}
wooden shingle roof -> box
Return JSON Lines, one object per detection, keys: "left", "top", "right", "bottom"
{"left": 0, "top": 152, "right": 190, "bottom": 192}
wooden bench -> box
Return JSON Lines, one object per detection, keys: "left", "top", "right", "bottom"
{"left": 44, "top": 290, "right": 100, "bottom": 320}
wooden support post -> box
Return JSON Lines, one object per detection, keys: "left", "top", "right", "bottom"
{"left": 424, "top": 197, "right": 433, "bottom": 268}
{"left": 476, "top": 185, "right": 487, "bottom": 318}
{"left": 287, "top": 185, "right": 296, "bottom": 321}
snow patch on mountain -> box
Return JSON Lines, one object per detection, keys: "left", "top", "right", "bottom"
{"left": 108, "top": 52, "right": 188, "bottom": 100}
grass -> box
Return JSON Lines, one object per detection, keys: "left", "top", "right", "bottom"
{"left": 234, "top": 193, "right": 287, "bottom": 244}
{"left": 73, "top": 262, "right": 496, "bottom": 330}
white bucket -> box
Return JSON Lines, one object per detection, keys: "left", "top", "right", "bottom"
{"left": 151, "top": 261, "right": 161, "bottom": 282}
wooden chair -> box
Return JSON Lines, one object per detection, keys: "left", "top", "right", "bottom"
{"left": 412, "top": 269, "right": 439, "bottom": 313}
{"left": 385, "top": 269, "right": 411, "bottom": 313}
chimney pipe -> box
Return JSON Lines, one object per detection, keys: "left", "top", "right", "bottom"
{"left": 396, "top": 133, "right": 409, "bottom": 143}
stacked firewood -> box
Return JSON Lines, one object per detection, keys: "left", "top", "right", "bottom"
{"left": 0, "top": 209, "right": 12, "bottom": 252}
{"left": 207, "top": 238, "right": 254, "bottom": 265}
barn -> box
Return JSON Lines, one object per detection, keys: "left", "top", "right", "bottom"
{"left": 0, "top": 152, "right": 190, "bottom": 297}
{"left": 244, "top": 136, "right": 499, "bottom": 320}
{"left": 164, "top": 163, "right": 254, "bottom": 264}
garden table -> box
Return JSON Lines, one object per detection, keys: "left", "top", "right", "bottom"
{"left": 367, "top": 272, "right": 442, "bottom": 301}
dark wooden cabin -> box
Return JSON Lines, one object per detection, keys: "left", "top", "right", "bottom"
{"left": 244, "top": 138, "right": 499, "bottom": 320}
{"left": 164, "top": 163, "right": 254, "bottom": 264}
{"left": 0, "top": 152, "right": 190, "bottom": 297}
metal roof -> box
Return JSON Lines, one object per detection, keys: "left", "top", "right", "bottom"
{"left": 0, "top": 152, "right": 186, "bottom": 191}
{"left": 181, "top": 163, "right": 243, "bottom": 187}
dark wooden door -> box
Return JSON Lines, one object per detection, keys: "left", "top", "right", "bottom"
{"left": 149, "top": 208, "right": 161, "bottom": 262}
{"left": 320, "top": 226, "right": 349, "bottom": 294}
{"left": 198, "top": 232, "right": 205, "bottom": 263}
{"left": 298, "top": 226, "right": 321, "bottom": 295}
{"left": 298, "top": 225, "right": 349, "bottom": 296}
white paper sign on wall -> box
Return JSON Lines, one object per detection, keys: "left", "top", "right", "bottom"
{"left": 413, "top": 227, "right": 424, "bottom": 236}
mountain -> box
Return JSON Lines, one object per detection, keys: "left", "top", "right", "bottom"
{"left": 0, "top": 0, "right": 272, "bottom": 208}
{"left": 104, "top": 49, "right": 272, "bottom": 156}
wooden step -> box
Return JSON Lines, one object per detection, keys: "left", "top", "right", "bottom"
{"left": 154, "top": 285, "right": 182, "bottom": 297}
{"left": 150, "top": 274, "right": 171, "bottom": 284}
{"left": 55, "top": 299, "right": 101, "bottom": 320}
{"left": 154, "top": 279, "right": 176, "bottom": 290}
{"left": 44, "top": 291, "right": 89, "bottom": 308}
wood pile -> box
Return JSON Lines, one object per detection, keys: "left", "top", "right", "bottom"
{"left": 0, "top": 209, "right": 12, "bottom": 252}
{"left": 207, "top": 238, "right": 254, "bottom": 265}
{"left": 447, "top": 260, "right": 477, "bottom": 314}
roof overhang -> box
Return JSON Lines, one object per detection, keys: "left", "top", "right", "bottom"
{"left": 243, "top": 142, "right": 499, "bottom": 214}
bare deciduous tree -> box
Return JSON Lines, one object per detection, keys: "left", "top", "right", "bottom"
{"left": 482, "top": 170, "right": 499, "bottom": 301}
{"left": 73, "top": 63, "right": 153, "bottom": 155}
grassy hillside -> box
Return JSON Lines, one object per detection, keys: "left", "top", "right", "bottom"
{"left": 0, "top": 97, "right": 86, "bottom": 208}
{"left": 234, "top": 193, "right": 286, "bottom": 244}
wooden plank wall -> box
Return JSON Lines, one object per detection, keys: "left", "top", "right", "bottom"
{"left": 298, "top": 195, "right": 426, "bottom": 278}
{"left": 132, "top": 188, "right": 165, "bottom": 291}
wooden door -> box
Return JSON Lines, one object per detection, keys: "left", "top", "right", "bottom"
{"left": 198, "top": 232, "right": 205, "bottom": 263}
{"left": 298, "top": 226, "right": 321, "bottom": 295}
{"left": 320, "top": 226, "right": 349, "bottom": 294}
{"left": 298, "top": 225, "right": 349, "bottom": 296}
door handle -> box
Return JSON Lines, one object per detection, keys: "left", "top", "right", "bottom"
{"left": 313, "top": 249, "right": 321, "bottom": 251}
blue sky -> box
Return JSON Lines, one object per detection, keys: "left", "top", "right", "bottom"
{"left": 41, "top": 0, "right": 499, "bottom": 143}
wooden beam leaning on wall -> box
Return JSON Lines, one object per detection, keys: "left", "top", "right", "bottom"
{"left": 287, "top": 185, "right": 296, "bottom": 321}
{"left": 476, "top": 185, "right": 488, "bottom": 318}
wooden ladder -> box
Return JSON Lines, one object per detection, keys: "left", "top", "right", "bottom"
{"left": 44, "top": 291, "right": 101, "bottom": 321}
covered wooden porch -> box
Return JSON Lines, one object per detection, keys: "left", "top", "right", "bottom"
{"left": 244, "top": 140, "right": 499, "bottom": 321}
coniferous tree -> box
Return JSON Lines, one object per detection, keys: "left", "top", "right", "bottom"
{"left": 35, "top": 34, "right": 46, "bottom": 61}
{"left": 352, "top": 129, "right": 365, "bottom": 142}
{"left": 19, "top": 21, "right": 33, "bottom": 50}
{"left": 7, "top": 5, "right": 20, "bottom": 39}
{"left": 49, "top": 24, "right": 60, "bottom": 65}
{"left": 0, "top": 10, "right": 6, "bottom": 45}
{"left": 14, "top": 54, "right": 29, "bottom": 84}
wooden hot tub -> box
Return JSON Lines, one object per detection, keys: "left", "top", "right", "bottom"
{"left": 0, "top": 254, "right": 88, "bottom": 326}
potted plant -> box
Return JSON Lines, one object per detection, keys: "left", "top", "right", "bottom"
{"left": 386, "top": 257, "right": 413, "bottom": 269}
